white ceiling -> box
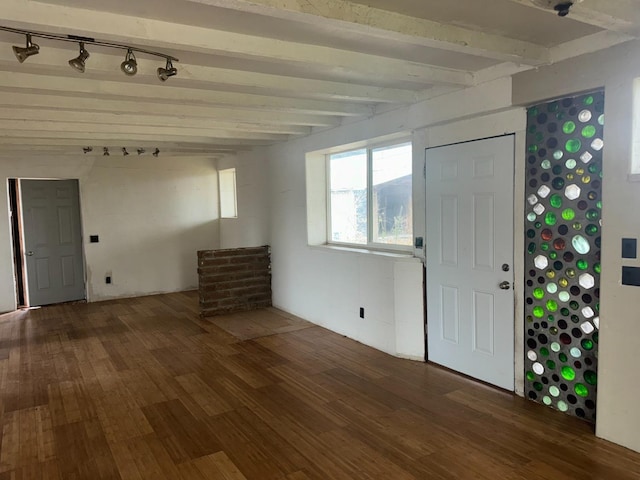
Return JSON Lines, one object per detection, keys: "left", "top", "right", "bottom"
{"left": 0, "top": 0, "right": 638, "bottom": 157}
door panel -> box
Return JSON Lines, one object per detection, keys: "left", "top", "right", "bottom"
{"left": 35, "top": 258, "right": 50, "bottom": 290}
{"left": 440, "top": 196, "right": 458, "bottom": 266}
{"left": 473, "top": 291, "right": 494, "bottom": 355}
{"left": 473, "top": 194, "right": 495, "bottom": 270}
{"left": 21, "top": 179, "right": 85, "bottom": 306}
{"left": 441, "top": 285, "right": 460, "bottom": 344}
{"left": 61, "top": 256, "right": 76, "bottom": 286}
{"left": 426, "top": 135, "right": 515, "bottom": 390}
{"left": 58, "top": 206, "right": 74, "bottom": 244}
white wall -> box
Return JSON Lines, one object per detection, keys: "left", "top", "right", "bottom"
{"left": 0, "top": 155, "right": 220, "bottom": 312}
{"left": 514, "top": 38, "right": 640, "bottom": 453}
{"left": 257, "top": 78, "right": 516, "bottom": 359}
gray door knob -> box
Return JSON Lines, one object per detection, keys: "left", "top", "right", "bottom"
{"left": 26, "top": 251, "right": 34, "bottom": 256}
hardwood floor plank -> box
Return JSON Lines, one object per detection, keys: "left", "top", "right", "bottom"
{"left": 53, "top": 418, "right": 120, "bottom": 479}
{"left": 174, "top": 374, "right": 234, "bottom": 417}
{"left": 92, "top": 386, "right": 155, "bottom": 444}
{"left": 206, "top": 408, "right": 302, "bottom": 480}
{"left": 178, "top": 451, "right": 248, "bottom": 480}
{"left": 140, "top": 399, "right": 221, "bottom": 464}
{"left": 0, "top": 292, "right": 639, "bottom": 479}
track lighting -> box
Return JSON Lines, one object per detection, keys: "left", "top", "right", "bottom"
{"left": 2, "top": 26, "right": 178, "bottom": 79}
{"left": 13, "top": 34, "right": 39, "bottom": 63}
{"left": 82, "top": 146, "right": 163, "bottom": 155}
{"left": 120, "top": 49, "right": 137, "bottom": 76}
{"left": 69, "top": 42, "right": 90, "bottom": 73}
{"left": 157, "top": 59, "right": 177, "bottom": 82}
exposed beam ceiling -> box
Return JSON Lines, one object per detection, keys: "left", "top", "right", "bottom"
{"left": 0, "top": 0, "right": 637, "bottom": 157}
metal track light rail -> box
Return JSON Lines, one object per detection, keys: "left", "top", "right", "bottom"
{"left": 0, "top": 25, "right": 179, "bottom": 81}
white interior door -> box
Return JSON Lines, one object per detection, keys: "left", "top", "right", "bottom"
{"left": 21, "top": 179, "right": 86, "bottom": 306}
{"left": 425, "top": 136, "right": 515, "bottom": 390}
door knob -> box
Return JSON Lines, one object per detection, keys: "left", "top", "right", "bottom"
{"left": 26, "top": 251, "right": 34, "bottom": 256}
{"left": 499, "top": 281, "right": 511, "bottom": 290}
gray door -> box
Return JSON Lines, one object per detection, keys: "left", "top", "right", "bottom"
{"left": 21, "top": 179, "right": 85, "bottom": 306}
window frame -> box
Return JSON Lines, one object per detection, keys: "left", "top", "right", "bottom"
{"left": 218, "top": 167, "right": 238, "bottom": 219}
{"left": 326, "top": 139, "right": 413, "bottom": 252}
{"left": 631, "top": 77, "right": 640, "bottom": 180}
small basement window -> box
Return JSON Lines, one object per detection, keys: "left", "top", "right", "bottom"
{"left": 632, "top": 78, "right": 640, "bottom": 179}
{"left": 219, "top": 168, "right": 237, "bottom": 218}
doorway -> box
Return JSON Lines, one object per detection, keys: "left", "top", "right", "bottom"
{"left": 10, "top": 179, "right": 86, "bottom": 307}
{"left": 425, "top": 135, "right": 515, "bottom": 391}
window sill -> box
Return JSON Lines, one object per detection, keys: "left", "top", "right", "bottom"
{"left": 628, "top": 173, "right": 640, "bottom": 182}
{"left": 309, "top": 244, "right": 420, "bottom": 262}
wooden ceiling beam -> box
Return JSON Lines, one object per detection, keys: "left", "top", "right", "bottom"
{"left": 0, "top": 71, "right": 371, "bottom": 116}
{"left": 0, "top": 119, "right": 290, "bottom": 140}
{"left": 0, "top": 108, "right": 312, "bottom": 135}
{"left": 186, "top": 0, "right": 550, "bottom": 65}
{"left": 0, "top": 92, "right": 340, "bottom": 127}
{"left": 0, "top": 137, "right": 253, "bottom": 150}
{"left": 0, "top": 129, "right": 278, "bottom": 145}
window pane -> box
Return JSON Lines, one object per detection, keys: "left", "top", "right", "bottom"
{"left": 219, "top": 168, "right": 237, "bottom": 218}
{"left": 632, "top": 78, "right": 640, "bottom": 174}
{"left": 372, "top": 143, "right": 412, "bottom": 245}
{"left": 330, "top": 149, "right": 367, "bottom": 244}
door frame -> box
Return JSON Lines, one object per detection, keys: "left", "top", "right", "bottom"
{"left": 8, "top": 179, "right": 26, "bottom": 307}
{"left": 9, "top": 178, "right": 88, "bottom": 308}
{"left": 424, "top": 133, "right": 516, "bottom": 390}
{"left": 416, "top": 108, "right": 528, "bottom": 395}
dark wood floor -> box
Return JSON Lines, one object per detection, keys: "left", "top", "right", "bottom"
{"left": 0, "top": 291, "right": 639, "bottom": 479}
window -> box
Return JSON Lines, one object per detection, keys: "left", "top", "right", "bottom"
{"left": 219, "top": 168, "right": 237, "bottom": 218}
{"left": 632, "top": 78, "right": 640, "bottom": 178}
{"left": 328, "top": 142, "right": 412, "bottom": 249}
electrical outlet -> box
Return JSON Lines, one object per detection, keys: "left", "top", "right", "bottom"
{"left": 359, "top": 307, "right": 364, "bottom": 319}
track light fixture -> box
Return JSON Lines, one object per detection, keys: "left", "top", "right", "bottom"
{"left": 69, "top": 42, "right": 90, "bottom": 73}
{"left": 13, "top": 34, "right": 40, "bottom": 63}
{"left": 157, "top": 59, "right": 177, "bottom": 82}
{"left": 120, "top": 49, "right": 137, "bottom": 76}
{"left": 82, "top": 146, "right": 162, "bottom": 155}
{"left": 1, "top": 25, "right": 178, "bottom": 81}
